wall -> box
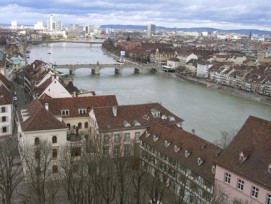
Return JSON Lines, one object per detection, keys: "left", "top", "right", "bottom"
{"left": 215, "top": 165, "right": 270, "bottom": 204}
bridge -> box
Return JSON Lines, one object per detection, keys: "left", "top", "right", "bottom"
{"left": 29, "top": 38, "right": 105, "bottom": 45}
{"left": 53, "top": 62, "right": 159, "bottom": 75}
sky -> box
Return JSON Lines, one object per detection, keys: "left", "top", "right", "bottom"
{"left": 0, "top": 0, "right": 271, "bottom": 31}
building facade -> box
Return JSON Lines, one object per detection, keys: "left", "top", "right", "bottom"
{"left": 89, "top": 103, "right": 183, "bottom": 157}
{"left": 214, "top": 116, "right": 271, "bottom": 204}
{"left": 140, "top": 121, "right": 222, "bottom": 204}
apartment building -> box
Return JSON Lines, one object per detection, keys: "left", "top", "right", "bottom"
{"left": 0, "top": 73, "right": 15, "bottom": 137}
{"left": 89, "top": 103, "right": 183, "bottom": 157}
{"left": 16, "top": 95, "right": 118, "bottom": 175}
{"left": 140, "top": 121, "right": 222, "bottom": 204}
{"left": 214, "top": 116, "right": 271, "bottom": 204}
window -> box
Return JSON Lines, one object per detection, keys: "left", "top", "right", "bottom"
{"left": 61, "top": 110, "right": 69, "bottom": 116}
{"left": 237, "top": 179, "right": 244, "bottom": 191}
{"left": 53, "top": 165, "right": 58, "bottom": 173}
{"left": 35, "top": 150, "right": 40, "bottom": 160}
{"left": 124, "top": 133, "right": 130, "bottom": 142}
{"left": 185, "top": 150, "right": 191, "bottom": 158}
{"left": 103, "top": 146, "right": 109, "bottom": 157}
{"left": 2, "top": 127, "right": 7, "bottom": 133}
{"left": 224, "top": 172, "right": 231, "bottom": 184}
{"left": 104, "top": 135, "right": 109, "bottom": 145}
{"left": 135, "top": 132, "right": 141, "bottom": 140}
{"left": 266, "top": 193, "right": 271, "bottom": 204}
{"left": 52, "top": 136, "right": 57, "bottom": 143}
{"left": 124, "top": 144, "right": 130, "bottom": 155}
{"left": 113, "top": 145, "right": 120, "bottom": 157}
{"left": 2, "top": 116, "right": 6, "bottom": 122}
{"left": 78, "top": 122, "right": 82, "bottom": 129}
{"left": 211, "top": 165, "right": 216, "bottom": 174}
{"left": 78, "top": 108, "right": 87, "bottom": 115}
{"left": 84, "top": 122, "right": 88, "bottom": 128}
{"left": 34, "top": 137, "right": 40, "bottom": 145}
{"left": 114, "top": 134, "right": 120, "bottom": 143}
{"left": 251, "top": 186, "right": 259, "bottom": 198}
{"left": 52, "top": 149, "right": 57, "bottom": 158}
{"left": 197, "top": 157, "right": 204, "bottom": 165}
{"left": 1, "top": 107, "right": 6, "bottom": 113}
{"left": 71, "top": 147, "right": 81, "bottom": 157}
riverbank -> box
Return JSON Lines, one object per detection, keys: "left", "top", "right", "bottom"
{"left": 163, "top": 72, "right": 271, "bottom": 106}
{"left": 103, "top": 47, "right": 271, "bottom": 106}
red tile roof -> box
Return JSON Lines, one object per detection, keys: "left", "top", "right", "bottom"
{"left": 0, "top": 73, "right": 15, "bottom": 92}
{"left": 39, "top": 95, "right": 118, "bottom": 118}
{"left": 17, "top": 100, "right": 67, "bottom": 131}
{"left": 216, "top": 116, "right": 271, "bottom": 189}
{"left": 140, "top": 121, "right": 222, "bottom": 183}
{"left": 0, "top": 85, "right": 13, "bottom": 105}
{"left": 92, "top": 103, "right": 183, "bottom": 132}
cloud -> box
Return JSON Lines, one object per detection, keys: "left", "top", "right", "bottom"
{"left": 0, "top": 0, "right": 270, "bottom": 31}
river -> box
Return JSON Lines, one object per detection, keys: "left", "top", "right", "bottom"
{"left": 28, "top": 42, "right": 271, "bottom": 143}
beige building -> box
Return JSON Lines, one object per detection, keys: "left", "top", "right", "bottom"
{"left": 89, "top": 103, "right": 183, "bottom": 157}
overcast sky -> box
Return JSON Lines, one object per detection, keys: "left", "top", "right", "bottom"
{"left": 0, "top": 0, "right": 270, "bottom": 30}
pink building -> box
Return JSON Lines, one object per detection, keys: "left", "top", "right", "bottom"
{"left": 214, "top": 116, "right": 271, "bottom": 204}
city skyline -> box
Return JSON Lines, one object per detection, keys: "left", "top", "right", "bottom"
{"left": 0, "top": 0, "right": 271, "bottom": 31}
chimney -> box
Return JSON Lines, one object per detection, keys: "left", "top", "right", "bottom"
{"left": 45, "top": 103, "right": 49, "bottom": 110}
{"left": 112, "top": 106, "right": 117, "bottom": 116}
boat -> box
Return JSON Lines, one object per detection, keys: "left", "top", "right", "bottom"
{"left": 48, "top": 52, "right": 51, "bottom": 54}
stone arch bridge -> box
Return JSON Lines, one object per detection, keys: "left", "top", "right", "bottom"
{"left": 53, "top": 62, "right": 159, "bottom": 75}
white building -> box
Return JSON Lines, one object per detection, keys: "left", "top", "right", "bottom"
{"left": 48, "top": 15, "right": 53, "bottom": 31}
{"left": 32, "top": 75, "right": 73, "bottom": 99}
{"left": 16, "top": 95, "right": 118, "bottom": 176}
{"left": 34, "top": 21, "right": 45, "bottom": 30}
{"left": 0, "top": 73, "right": 15, "bottom": 138}
{"left": 11, "top": 20, "right": 17, "bottom": 29}
{"left": 197, "top": 60, "right": 212, "bottom": 78}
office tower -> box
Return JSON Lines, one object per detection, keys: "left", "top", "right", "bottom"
{"left": 147, "top": 24, "right": 156, "bottom": 38}
{"left": 48, "top": 15, "right": 53, "bottom": 31}
{"left": 11, "top": 20, "right": 17, "bottom": 29}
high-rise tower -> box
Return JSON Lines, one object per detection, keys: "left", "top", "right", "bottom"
{"left": 147, "top": 24, "right": 156, "bottom": 38}
{"left": 48, "top": 15, "right": 53, "bottom": 31}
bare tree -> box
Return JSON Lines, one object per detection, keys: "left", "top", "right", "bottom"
{"left": 21, "top": 140, "right": 56, "bottom": 204}
{"left": 131, "top": 163, "right": 147, "bottom": 204}
{"left": 59, "top": 145, "right": 86, "bottom": 204}
{"left": 146, "top": 170, "right": 166, "bottom": 204}
{"left": 214, "top": 129, "right": 239, "bottom": 149}
{"left": 0, "top": 138, "right": 23, "bottom": 204}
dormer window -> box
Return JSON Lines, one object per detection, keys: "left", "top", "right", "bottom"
{"left": 161, "top": 115, "right": 167, "bottom": 120}
{"left": 169, "top": 116, "right": 175, "bottom": 122}
{"left": 268, "top": 163, "right": 271, "bottom": 174}
{"left": 61, "top": 109, "right": 69, "bottom": 116}
{"left": 153, "top": 135, "right": 159, "bottom": 142}
{"left": 150, "top": 108, "right": 160, "bottom": 118}
{"left": 164, "top": 140, "right": 171, "bottom": 148}
{"left": 239, "top": 151, "right": 247, "bottom": 163}
{"left": 133, "top": 120, "right": 141, "bottom": 127}
{"left": 123, "top": 120, "right": 131, "bottom": 128}
{"left": 174, "top": 145, "right": 180, "bottom": 153}
{"left": 145, "top": 131, "right": 151, "bottom": 137}
{"left": 78, "top": 108, "right": 87, "bottom": 115}
{"left": 185, "top": 150, "right": 191, "bottom": 158}
{"left": 197, "top": 157, "right": 204, "bottom": 165}
{"left": 211, "top": 165, "right": 216, "bottom": 174}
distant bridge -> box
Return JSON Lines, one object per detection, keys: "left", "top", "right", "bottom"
{"left": 53, "top": 62, "right": 159, "bottom": 75}
{"left": 29, "top": 38, "right": 105, "bottom": 45}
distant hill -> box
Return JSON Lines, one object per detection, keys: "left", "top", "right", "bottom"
{"left": 100, "top": 24, "right": 271, "bottom": 35}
